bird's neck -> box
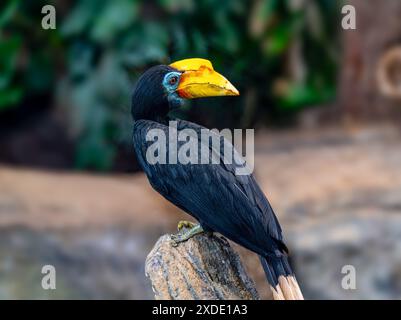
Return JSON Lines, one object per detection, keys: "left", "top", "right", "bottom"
{"left": 133, "top": 113, "right": 170, "bottom": 125}
{"left": 132, "top": 100, "right": 170, "bottom": 123}
{"left": 152, "top": 115, "right": 170, "bottom": 125}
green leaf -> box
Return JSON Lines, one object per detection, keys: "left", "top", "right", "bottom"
{"left": 0, "top": 87, "right": 23, "bottom": 110}
{"left": 171, "top": 24, "right": 188, "bottom": 57}
{"left": 158, "top": 0, "right": 194, "bottom": 13}
{"left": 191, "top": 29, "right": 207, "bottom": 56}
{"left": 264, "top": 24, "right": 292, "bottom": 56}
{"left": 91, "top": 0, "right": 139, "bottom": 44}
{"left": 120, "top": 22, "right": 168, "bottom": 66}
{"left": 0, "top": 36, "right": 21, "bottom": 88}
{"left": 25, "top": 52, "right": 55, "bottom": 93}
{"left": 61, "top": 0, "right": 101, "bottom": 37}
{"left": 0, "top": 0, "right": 20, "bottom": 28}
{"left": 278, "top": 83, "right": 335, "bottom": 110}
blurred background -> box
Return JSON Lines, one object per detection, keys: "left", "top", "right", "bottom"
{"left": 1, "top": 0, "right": 401, "bottom": 299}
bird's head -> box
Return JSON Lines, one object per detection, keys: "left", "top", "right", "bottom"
{"left": 131, "top": 58, "right": 239, "bottom": 121}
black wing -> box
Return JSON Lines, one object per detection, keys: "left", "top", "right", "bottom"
{"left": 133, "top": 119, "right": 287, "bottom": 257}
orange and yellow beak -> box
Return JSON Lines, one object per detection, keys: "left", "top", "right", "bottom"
{"left": 169, "top": 58, "right": 239, "bottom": 99}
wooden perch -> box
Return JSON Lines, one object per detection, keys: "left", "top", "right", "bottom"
{"left": 145, "top": 232, "right": 260, "bottom": 300}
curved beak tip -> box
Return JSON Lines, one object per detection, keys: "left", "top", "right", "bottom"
{"left": 227, "top": 82, "right": 240, "bottom": 96}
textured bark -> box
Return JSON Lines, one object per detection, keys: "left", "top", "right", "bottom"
{"left": 145, "top": 232, "right": 259, "bottom": 300}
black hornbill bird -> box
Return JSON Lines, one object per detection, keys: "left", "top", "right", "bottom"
{"left": 132, "top": 58, "right": 303, "bottom": 300}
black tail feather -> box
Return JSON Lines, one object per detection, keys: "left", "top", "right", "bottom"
{"left": 259, "top": 255, "right": 292, "bottom": 286}
{"left": 259, "top": 255, "right": 303, "bottom": 300}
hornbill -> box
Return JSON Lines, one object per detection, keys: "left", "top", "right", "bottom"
{"left": 132, "top": 58, "right": 303, "bottom": 300}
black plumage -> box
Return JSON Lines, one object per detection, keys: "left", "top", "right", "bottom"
{"left": 131, "top": 65, "right": 302, "bottom": 299}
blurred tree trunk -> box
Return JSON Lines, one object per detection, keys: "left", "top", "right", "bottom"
{"left": 338, "top": 0, "right": 401, "bottom": 121}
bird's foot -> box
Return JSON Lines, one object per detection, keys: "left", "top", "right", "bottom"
{"left": 177, "top": 220, "right": 196, "bottom": 231}
{"left": 170, "top": 224, "right": 204, "bottom": 247}
{"left": 218, "top": 235, "right": 230, "bottom": 246}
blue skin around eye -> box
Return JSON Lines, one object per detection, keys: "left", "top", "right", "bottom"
{"left": 163, "top": 72, "right": 183, "bottom": 109}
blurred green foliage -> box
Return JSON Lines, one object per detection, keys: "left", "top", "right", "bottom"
{"left": 0, "top": 0, "right": 22, "bottom": 110}
{"left": 0, "top": 0, "right": 340, "bottom": 171}
{"left": 0, "top": 0, "right": 59, "bottom": 110}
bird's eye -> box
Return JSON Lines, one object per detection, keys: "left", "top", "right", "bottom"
{"left": 169, "top": 76, "right": 178, "bottom": 85}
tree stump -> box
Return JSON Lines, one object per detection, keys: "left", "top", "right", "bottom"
{"left": 377, "top": 46, "right": 401, "bottom": 99}
{"left": 145, "top": 232, "right": 260, "bottom": 300}
{"left": 338, "top": 0, "right": 401, "bottom": 121}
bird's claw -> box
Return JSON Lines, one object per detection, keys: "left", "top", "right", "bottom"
{"left": 169, "top": 224, "right": 204, "bottom": 247}
{"left": 170, "top": 233, "right": 182, "bottom": 247}
{"left": 219, "top": 235, "right": 230, "bottom": 246}
{"left": 177, "top": 220, "right": 196, "bottom": 231}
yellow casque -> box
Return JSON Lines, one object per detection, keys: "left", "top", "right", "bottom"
{"left": 169, "top": 58, "right": 239, "bottom": 99}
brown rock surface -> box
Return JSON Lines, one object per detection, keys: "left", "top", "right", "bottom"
{"left": 145, "top": 232, "right": 259, "bottom": 300}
